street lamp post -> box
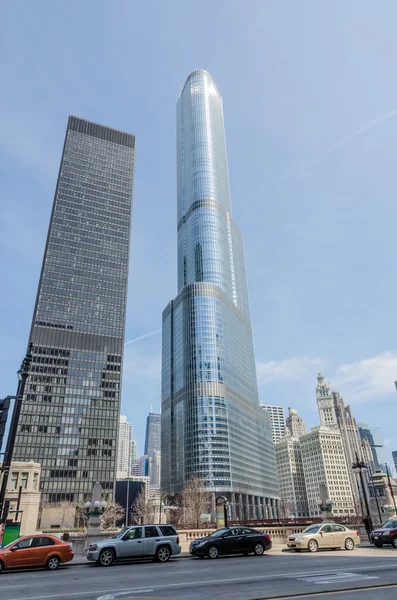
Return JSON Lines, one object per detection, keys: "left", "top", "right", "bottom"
{"left": 367, "top": 464, "right": 382, "bottom": 525}
{"left": 0, "top": 344, "right": 33, "bottom": 523}
{"left": 352, "top": 453, "right": 372, "bottom": 538}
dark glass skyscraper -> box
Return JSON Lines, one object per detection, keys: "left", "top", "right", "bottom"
{"left": 161, "top": 71, "right": 278, "bottom": 519}
{"left": 144, "top": 411, "right": 161, "bottom": 456}
{"left": 14, "top": 116, "right": 135, "bottom": 505}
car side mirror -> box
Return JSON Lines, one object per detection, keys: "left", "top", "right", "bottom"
{"left": 320, "top": 532, "right": 323, "bottom": 536}
{"left": 10, "top": 547, "right": 17, "bottom": 551}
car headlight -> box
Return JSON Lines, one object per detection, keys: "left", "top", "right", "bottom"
{"left": 89, "top": 544, "right": 98, "bottom": 550}
{"left": 383, "top": 531, "right": 390, "bottom": 536}
{"left": 196, "top": 541, "right": 206, "bottom": 547}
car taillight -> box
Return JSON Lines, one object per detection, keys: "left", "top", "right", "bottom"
{"left": 356, "top": 531, "right": 359, "bottom": 536}
{"left": 176, "top": 536, "right": 179, "bottom": 544}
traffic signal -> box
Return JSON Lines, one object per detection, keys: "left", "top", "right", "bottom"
{"left": 0, "top": 397, "right": 11, "bottom": 450}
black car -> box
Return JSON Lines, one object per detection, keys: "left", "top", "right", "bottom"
{"left": 189, "top": 527, "right": 272, "bottom": 559}
{"left": 370, "top": 519, "right": 397, "bottom": 548}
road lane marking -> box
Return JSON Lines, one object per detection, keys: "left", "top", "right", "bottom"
{"left": 9, "top": 564, "right": 397, "bottom": 600}
{"left": 298, "top": 572, "right": 379, "bottom": 585}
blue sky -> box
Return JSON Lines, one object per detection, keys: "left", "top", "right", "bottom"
{"left": 1, "top": 0, "right": 397, "bottom": 471}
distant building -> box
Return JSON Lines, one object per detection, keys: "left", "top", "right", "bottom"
{"left": 115, "top": 479, "right": 145, "bottom": 527}
{"left": 300, "top": 427, "right": 355, "bottom": 517}
{"left": 358, "top": 424, "right": 381, "bottom": 471}
{"left": 0, "top": 461, "right": 41, "bottom": 535}
{"left": 144, "top": 412, "right": 161, "bottom": 456}
{"left": 371, "top": 470, "right": 397, "bottom": 518}
{"left": 393, "top": 451, "right": 397, "bottom": 475}
{"left": 361, "top": 438, "right": 376, "bottom": 473}
{"left": 131, "top": 440, "right": 137, "bottom": 470}
{"left": 148, "top": 449, "right": 161, "bottom": 488}
{"left": 285, "top": 408, "right": 307, "bottom": 438}
{"left": 261, "top": 405, "right": 286, "bottom": 443}
{"left": 117, "top": 416, "right": 132, "bottom": 478}
{"left": 316, "top": 374, "right": 362, "bottom": 514}
{"left": 275, "top": 432, "right": 309, "bottom": 517}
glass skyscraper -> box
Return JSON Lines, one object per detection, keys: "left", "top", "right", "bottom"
{"left": 144, "top": 411, "right": 161, "bottom": 456}
{"left": 14, "top": 116, "right": 135, "bottom": 505}
{"left": 161, "top": 70, "right": 279, "bottom": 519}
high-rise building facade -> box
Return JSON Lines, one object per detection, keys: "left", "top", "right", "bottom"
{"left": 358, "top": 424, "right": 381, "bottom": 471}
{"left": 261, "top": 405, "right": 286, "bottom": 443}
{"left": 161, "top": 70, "right": 278, "bottom": 519}
{"left": 285, "top": 407, "right": 307, "bottom": 439}
{"left": 14, "top": 116, "right": 135, "bottom": 505}
{"left": 300, "top": 427, "right": 355, "bottom": 516}
{"left": 316, "top": 374, "right": 362, "bottom": 513}
{"left": 117, "top": 416, "right": 132, "bottom": 478}
{"left": 393, "top": 451, "right": 397, "bottom": 475}
{"left": 275, "top": 432, "right": 309, "bottom": 517}
{"left": 144, "top": 412, "right": 161, "bottom": 456}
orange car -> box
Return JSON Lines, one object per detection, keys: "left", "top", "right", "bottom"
{"left": 0, "top": 534, "right": 74, "bottom": 573}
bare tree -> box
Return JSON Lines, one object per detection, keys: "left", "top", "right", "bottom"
{"left": 132, "top": 489, "right": 157, "bottom": 525}
{"left": 74, "top": 502, "right": 124, "bottom": 532}
{"left": 179, "top": 476, "right": 211, "bottom": 529}
{"left": 101, "top": 502, "right": 125, "bottom": 530}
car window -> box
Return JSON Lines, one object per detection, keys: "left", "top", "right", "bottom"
{"left": 124, "top": 527, "right": 142, "bottom": 540}
{"left": 383, "top": 520, "right": 397, "bottom": 529}
{"left": 208, "top": 528, "right": 229, "bottom": 538}
{"left": 227, "top": 528, "right": 240, "bottom": 536}
{"left": 332, "top": 525, "right": 345, "bottom": 532}
{"left": 159, "top": 525, "right": 177, "bottom": 536}
{"left": 240, "top": 528, "right": 254, "bottom": 534}
{"left": 14, "top": 538, "right": 34, "bottom": 549}
{"left": 321, "top": 525, "right": 332, "bottom": 533}
{"left": 112, "top": 528, "right": 129, "bottom": 539}
{"left": 144, "top": 526, "right": 159, "bottom": 538}
{"left": 303, "top": 525, "right": 321, "bottom": 534}
{"left": 32, "top": 537, "right": 56, "bottom": 548}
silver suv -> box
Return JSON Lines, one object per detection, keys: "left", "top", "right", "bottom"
{"left": 87, "top": 524, "right": 181, "bottom": 566}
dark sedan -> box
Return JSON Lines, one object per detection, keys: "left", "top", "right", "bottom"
{"left": 189, "top": 527, "right": 272, "bottom": 559}
{"left": 371, "top": 518, "right": 397, "bottom": 548}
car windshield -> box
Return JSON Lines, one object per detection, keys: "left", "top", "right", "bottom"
{"left": 0, "top": 540, "right": 21, "bottom": 549}
{"left": 208, "top": 528, "right": 229, "bottom": 538}
{"left": 382, "top": 520, "right": 397, "bottom": 529}
{"left": 303, "top": 525, "right": 321, "bottom": 534}
{"left": 112, "top": 528, "right": 130, "bottom": 539}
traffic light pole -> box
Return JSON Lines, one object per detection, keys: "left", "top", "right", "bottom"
{"left": 0, "top": 344, "right": 32, "bottom": 523}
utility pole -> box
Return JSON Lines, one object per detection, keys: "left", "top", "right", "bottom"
{"left": 0, "top": 344, "right": 32, "bottom": 523}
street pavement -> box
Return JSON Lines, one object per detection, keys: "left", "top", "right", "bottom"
{"left": 0, "top": 546, "right": 396, "bottom": 600}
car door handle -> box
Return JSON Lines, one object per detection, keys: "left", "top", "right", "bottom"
{"left": 156, "top": 539, "right": 160, "bottom": 541}
{"left": 137, "top": 541, "right": 142, "bottom": 543}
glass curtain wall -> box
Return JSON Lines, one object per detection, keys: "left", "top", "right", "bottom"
{"left": 162, "top": 71, "right": 278, "bottom": 517}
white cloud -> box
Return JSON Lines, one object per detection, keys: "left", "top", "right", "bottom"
{"left": 256, "top": 356, "right": 323, "bottom": 384}
{"left": 333, "top": 351, "right": 397, "bottom": 402}
{"left": 125, "top": 329, "right": 162, "bottom": 346}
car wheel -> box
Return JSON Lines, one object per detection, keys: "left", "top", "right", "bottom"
{"left": 207, "top": 545, "right": 219, "bottom": 559}
{"left": 391, "top": 537, "right": 397, "bottom": 549}
{"left": 0, "top": 560, "right": 4, "bottom": 574}
{"left": 155, "top": 546, "right": 171, "bottom": 563}
{"left": 308, "top": 539, "right": 318, "bottom": 553}
{"left": 345, "top": 538, "right": 354, "bottom": 551}
{"left": 98, "top": 549, "right": 115, "bottom": 567}
{"left": 254, "top": 543, "right": 265, "bottom": 556}
{"left": 374, "top": 541, "right": 383, "bottom": 548}
{"left": 46, "top": 556, "right": 60, "bottom": 570}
